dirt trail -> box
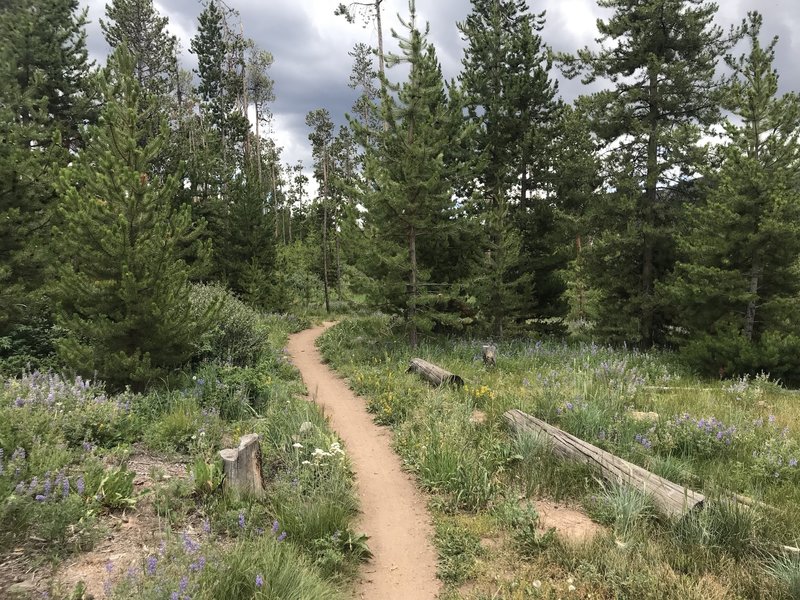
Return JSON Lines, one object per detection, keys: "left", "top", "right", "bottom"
{"left": 287, "top": 323, "right": 441, "bottom": 600}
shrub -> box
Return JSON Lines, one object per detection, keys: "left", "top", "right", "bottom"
{"left": 189, "top": 284, "right": 270, "bottom": 367}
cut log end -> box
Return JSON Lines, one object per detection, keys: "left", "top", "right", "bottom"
{"left": 219, "top": 434, "right": 265, "bottom": 498}
{"left": 482, "top": 344, "right": 497, "bottom": 367}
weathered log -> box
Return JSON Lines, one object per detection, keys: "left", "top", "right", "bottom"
{"left": 408, "top": 358, "right": 464, "bottom": 387}
{"left": 482, "top": 344, "right": 497, "bottom": 367}
{"left": 219, "top": 433, "right": 264, "bottom": 498}
{"left": 503, "top": 409, "right": 705, "bottom": 518}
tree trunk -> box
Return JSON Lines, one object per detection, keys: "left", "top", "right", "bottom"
{"left": 271, "top": 160, "right": 279, "bottom": 239}
{"left": 641, "top": 68, "right": 660, "bottom": 347}
{"left": 322, "top": 153, "right": 331, "bottom": 314}
{"left": 744, "top": 257, "right": 761, "bottom": 341}
{"left": 408, "top": 224, "right": 418, "bottom": 348}
{"left": 503, "top": 409, "right": 705, "bottom": 518}
{"left": 219, "top": 434, "right": 264, "bottom": 498}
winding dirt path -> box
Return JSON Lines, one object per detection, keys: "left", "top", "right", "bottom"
{"left": 287, "top": 323, "right": 440, "bottom": 600}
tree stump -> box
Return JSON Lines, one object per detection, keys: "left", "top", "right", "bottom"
{"left": 482, "top": 344, "right": 496, "bottom": 367}
{"left": 504, "top": 409, "right": 705, "bottom": 518}
{"left": 408, "top": 358, "right": 464, "bottom": 387}
{"left": 219, "top": 433, "right": 264, "bottom": 498}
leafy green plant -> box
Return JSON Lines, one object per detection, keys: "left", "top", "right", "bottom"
{"left": 435, "top": 520, "right": 482, "bottom": 585}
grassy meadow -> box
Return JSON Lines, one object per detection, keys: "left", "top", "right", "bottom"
{"left": 0, "top": 299, "right": 367, "bottom": 600}
{"left": 319, "top": 316, "right": 800, "bottom": 600}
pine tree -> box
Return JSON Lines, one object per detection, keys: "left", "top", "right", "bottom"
{"left": 217, "top": 169, "right": 276, "bottom": 308}
{"left": 457, "top": 0, "right": 560, "bottom": 336}
{"left": 306, "top": 108, "right": 335, "bottom": 314}
{"left": 0, "top": 0, "right": 93, "bottom": 364}
{"left": 563, "top": 0, "right": 736, "bottom": 345}
{"left": 101, "top": 0, "right": 178, "bottom": 96}
{"left": 190, "top": 0, "right": 249, "bottom": 177}
{"left": 667, "top": 12, "right": 800, "bottom": 381}
{"left": 353, "top": 1, "right": 462, "bottom": 347}
{"left": 53, "top": 48, "right": 214, "bottom": 391}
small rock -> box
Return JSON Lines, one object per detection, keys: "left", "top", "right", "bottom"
{"left": 7, "top": 581, "right": 36, "bottom": 599}
{"left": 757, "top": 401, "right": 767, "bottom": 408}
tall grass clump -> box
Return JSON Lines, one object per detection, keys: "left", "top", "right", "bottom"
{"left": 766, "top": 552, "right": 800, "bottom": 599}
{"left": 586, "top": 482, "right": 654, "bottom": 538}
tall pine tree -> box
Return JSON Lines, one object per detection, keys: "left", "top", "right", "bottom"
{"left": 457, "top": 0, "right": 560, "bottom": 336}
{"left": 667, "top": 12, "right": 800, "bottom": 381}
{"left": 53, "top": 48, "right": 213, "bottom": 391}
{"left": 0, "top": 0, "right": 93, "bottom": 366}
{"left": 353, "top": 1, "right": 463, "bottom": 347}
{"left": 563, "top": 0, "right": 736, "bottom": 345}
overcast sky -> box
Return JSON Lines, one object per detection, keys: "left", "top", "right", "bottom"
{"left": 80, "top": 0, "right": 800, "bottom": 192}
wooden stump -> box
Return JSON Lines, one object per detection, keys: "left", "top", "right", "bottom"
{"left": 504, "top": 409, "right": 705, "bottom": 518}
{"left": 219, "top": 433, "right": 264, "bottom": 498}
{"left": 408, "top": 358, "right": 464, "bottom": 387}
{"left": 482, "top": 344, "right": 497, "bottom": 367}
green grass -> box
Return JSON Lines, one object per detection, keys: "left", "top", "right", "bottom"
{"left": 319, "top": 315, "right": 800, "bottom": 599}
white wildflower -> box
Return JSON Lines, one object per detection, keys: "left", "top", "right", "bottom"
{"left": 292, "top": 442, "right": 303, "bottom": 449}
{"left": 532, "top": 580, "right": 541, "bottom": 589}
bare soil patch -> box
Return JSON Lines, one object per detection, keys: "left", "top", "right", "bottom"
{"left": 535, "top": 499, "right": 604, "bottom": 543}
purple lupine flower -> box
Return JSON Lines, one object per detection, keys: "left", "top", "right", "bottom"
{"left": 238, "top": 512, "right": 245, "bottom": 529}
{"left": 76, "top": 476, "right": 85, "bottom": 495}
{"left": 179, "top": 577, "right": 189, "bottom": 593}
{"left": 255, "top": 574, "right": 264, "bottom": 588}
{"left": 598, "top": 430, "right": 606, "bottom": 441}
{"left": 82, "top": 441, "right": 93, "bottom": 452}
{"left": 14, "top": 482, "right": 25, "bottom": 495}
{"left": 28, "top": 477, "right": 39, "bottom": 494}
{"left": 790, "top": 458, "right": 798, "bottom": 468}
{"left": 202, "top": 519, "right": 211, "bottom": 534}
{"left": 43, "top": 476, "right": 52, "bottom": 496}
{"left": 146, "top": 555, "right": 157, "bottom": 576}
{"left": 272, "top": 520, "right": 279, "bottom": 534}
{"left": 769, "top": 415, "right": 776, "bottom": 424}
{"left": 182, "top": 532, "right": 199, "bottom": 554}
{"left": 189, "top": 556, "right": 206, "bottom": 572}
{"left": 105, "top": 561, "right": 114, "bottom": 574}
{"left": 277, "top": 532, "right": 286, "bottom": 542}
{"left": 171, "top": 593, "right": 179, "bottom": 600}
{"left": 566, "top": 402, "right": 574, "bottom": 411}
{"left": 14, "top": 397, "right": 25, "bottom": 407}
{"left": 35, "top": 494, "right": 46, "bottom": 502}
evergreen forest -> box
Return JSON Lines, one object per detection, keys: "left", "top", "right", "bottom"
{"left": 2, "top": 0, "right": 799, "bottom": 386}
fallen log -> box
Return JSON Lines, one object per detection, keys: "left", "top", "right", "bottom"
{"left": 219, "top": 433, "right": 264, "bottom": 498}
{"left": 408, "top": 358, "right": 464, "bottom": 387}
{"left": 503, "top": 409, "right": 705, "bottom": 518}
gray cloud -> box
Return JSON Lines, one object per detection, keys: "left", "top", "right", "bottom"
{"left": 81, "top": 0, "right": 800, "bottom": 189}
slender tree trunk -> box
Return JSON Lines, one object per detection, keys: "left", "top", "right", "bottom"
{"left": 375, "top": 0, "right": 385, "bottom": 79}
{"left": 322, "top": 154, "right": 331, "bottom": 314}
{"left": 271, "top": 160, "right": 279, "bottom": 239}
{"left": 743, "top": 257, "right": 761, "bottom": 341}
{"left": 641, "top": 68, "right": 659, "bottom": 347}
{"left": 408, "top": 224, "right": 418, "bottom": 348}
{"left": 336, "top": 233, "right": 342, "bottom": 300}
